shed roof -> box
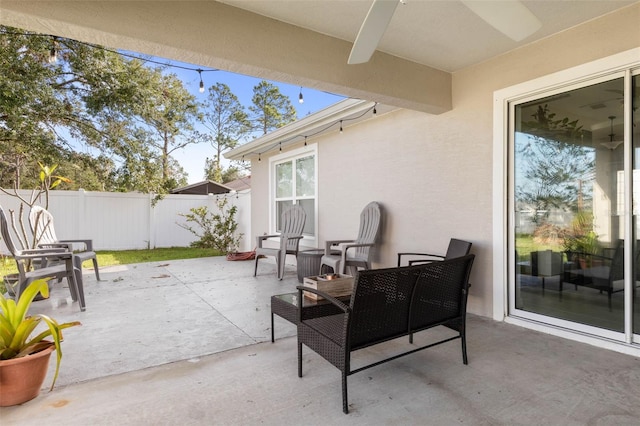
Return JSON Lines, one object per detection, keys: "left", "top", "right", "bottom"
{"left": 225, "top": 175, "right": 251, "bottom": 192}
{"left": 171, "top": 180, "right": 232, "bottom": 195}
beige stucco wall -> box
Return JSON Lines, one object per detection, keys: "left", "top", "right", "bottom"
{"left": 252, "top": 4, "right": 639, "bottom": 317}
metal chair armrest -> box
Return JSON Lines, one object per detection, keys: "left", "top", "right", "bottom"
{"left": 397, "top": 252, "right": 445, "bottom": 266}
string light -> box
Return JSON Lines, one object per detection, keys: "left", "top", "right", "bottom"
{"left": 237, "top": 102, "right": 376, "bottom": 161}
{"left": 197, "top": 69, "right": 205, "bottom": 93}
{"left": 1, "top": 30, "right": 221, "bottom": 93}
{"left": 48, "top": 36, "right": 57, "bottom": 64}
{"left": 2, "top": 30, "right": 381, "bottom": 161}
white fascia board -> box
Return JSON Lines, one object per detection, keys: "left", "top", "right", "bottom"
{"left": 224, "top": 98, "right": 374, "bottom": 160}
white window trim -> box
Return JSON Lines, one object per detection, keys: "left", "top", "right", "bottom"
{"left": 269, "top": 143, "right": 318, "bottom": 244}
{"left": 493, "top": 48, "right": 640, "bottom": 357}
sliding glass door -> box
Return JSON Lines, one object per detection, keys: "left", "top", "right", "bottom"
{"left": 511, "top": 71, "right": 639, "bottom": 340}
{"left": 632, "top": 73, "right": 640, "bottom": 340}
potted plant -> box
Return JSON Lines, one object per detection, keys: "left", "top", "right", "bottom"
{"left": 562, "top": 211, "right": 601, "bottom": 268}
{"left": 0, "top": 279, "right": 80, "bottom": 406}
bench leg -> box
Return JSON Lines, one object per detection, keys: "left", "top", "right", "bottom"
{"left": 461, "top": 332, "right": 468, "bottom": 365}
{"left": 271, "top": 312, "right": 275, "bottom": 343}
{"left": 298, "top": 342, "right": 303, "bottom": 378}
{"left": 342, "top": 371, "right": 349, "bottom": 414}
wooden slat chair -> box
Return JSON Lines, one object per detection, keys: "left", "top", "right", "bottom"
{"left": 254, "top": 204, "right": 306, "bottom": 280}
{"left": 1, "top": 205, "right": 86, "bottom": 311}
{"left": 29, "top": 205, "right": 101, "bottom": 281}
{"left": 319, "top": 201, "right": 382, "bottom": 275}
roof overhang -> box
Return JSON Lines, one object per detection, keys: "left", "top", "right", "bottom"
{"left": 225, "top": 98, "right": 395, "bottom": 161}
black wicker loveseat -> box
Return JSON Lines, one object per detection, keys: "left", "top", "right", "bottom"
{"left": 296, "top": 254, "right": 475, "bottom": 414}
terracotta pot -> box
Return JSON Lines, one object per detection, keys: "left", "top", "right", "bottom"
{"left": 0, "top": 344, "right": 55, "bottom": 406}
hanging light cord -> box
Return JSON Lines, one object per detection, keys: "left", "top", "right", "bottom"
{"left": 252, "top": 102, "right": 377, "bottom": 159}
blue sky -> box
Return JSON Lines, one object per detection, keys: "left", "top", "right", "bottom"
{"left": 164, "top": 61, "right": 345, "bottom": 183}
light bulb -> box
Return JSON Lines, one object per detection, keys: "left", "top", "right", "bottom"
{"left": 298, "top": 88, "right": 304, "bottom": 104}
{"left": 48, "top": 36, "right": 58, "bottom": 64}
{"left": 197, "top": 69, "right": 204, "bottom": 93}
{"left": 48, "top": 47, "right": 57, "bottom": 64}
{"left": 339, "top": 121, "right": 343, "bottom": 133}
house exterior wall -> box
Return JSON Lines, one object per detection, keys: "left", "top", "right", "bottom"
{"left": 250, "top": 4, "right": 640, "bottom": 318}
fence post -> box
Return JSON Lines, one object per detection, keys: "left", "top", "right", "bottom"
{"left": 78, "top": 189, "right": 86, "bottom": 241}
{"left": 148, "top": 193, "right": 155, "bottom": 249}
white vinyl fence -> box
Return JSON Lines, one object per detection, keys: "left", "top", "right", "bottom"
{"left": 0, "top": 189, "right": 251, "bottom": 253}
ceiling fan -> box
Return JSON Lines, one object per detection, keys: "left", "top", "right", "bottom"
{"left": 348, "top": 0, "right": 543, "bottom": 65}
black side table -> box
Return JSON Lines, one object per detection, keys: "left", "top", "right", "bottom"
{"left": 296, "top": 249, "right": 325, "bottom": 283}
{"left": 270, "top": 292, "right": 350, "bottom": 342}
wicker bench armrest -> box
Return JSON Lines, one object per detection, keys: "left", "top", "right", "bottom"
{"left": 296, "top": 286, "right": 350, "bottom": 322}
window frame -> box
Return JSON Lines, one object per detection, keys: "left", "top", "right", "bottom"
{"left": 269, "top": 143, "right": 318, "bottom": 243}
{"left": 493, "top": 48, "right": 640, "bottom": 355}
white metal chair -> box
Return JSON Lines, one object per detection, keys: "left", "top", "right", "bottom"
{"left": 254, "top": 204, "right": 307, "bottom": 280}
{"left": 319, "top": 201, "right": 382, "bottom": 275}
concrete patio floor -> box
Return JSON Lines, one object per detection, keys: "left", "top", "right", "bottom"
{"left": 2, "top": 256, "right": 640, "bottom": 425}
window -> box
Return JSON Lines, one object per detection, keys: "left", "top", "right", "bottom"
{"left": 271, "top": 145, "right": 317, "bottom": 238}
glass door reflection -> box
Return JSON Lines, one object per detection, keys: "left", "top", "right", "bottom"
{"left": 513, "top": 77, "right": 626, "bottom": 332}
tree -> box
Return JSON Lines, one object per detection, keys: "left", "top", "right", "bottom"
{"left": 203, "top": 160, "right": 245, "bottom": 184}
{"left": 0, "top": 26, "right": 200, "bottom": 194}
{"left": 200, "top": 83, "right": 250, "bottom": 182}
{"left": 135, "top": 72, "right": 202, "bottom": 183}
{"left": 516, "top": 104, "right": 594, "bottom": 234}
{"left": 0, "top": 28, "right": 78, "bottom": 187}
{"left": 249, "top": 80, "right": 297, "bottom": 135}
{"left": 178, "top": 198, "right": 243, "bottom": 253}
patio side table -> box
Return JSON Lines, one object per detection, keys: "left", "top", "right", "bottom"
{"left": 296, "top": 249, "right": 325, "bottom": 283}
{"left": 270, "top": 292, "right": 350, "bottom": 342}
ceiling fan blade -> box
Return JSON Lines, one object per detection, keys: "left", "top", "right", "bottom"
{"left": 348, "top": 0, "right": 400, "bottom": 65}
{"left": 461, "top": 0, "right": 542, "bottom": 42}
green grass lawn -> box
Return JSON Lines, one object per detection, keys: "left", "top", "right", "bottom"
{"left": 515, "top": 234, "right": 562, "bottom": 259}
{"left": 1, "top": 247, "right": 223, "bottom": 281}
